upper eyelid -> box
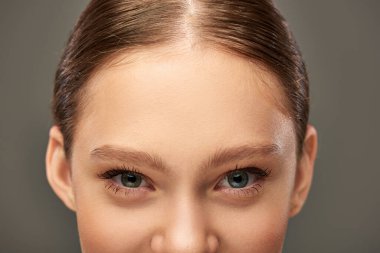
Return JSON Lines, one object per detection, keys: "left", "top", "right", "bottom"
{"left": 226, "top": 165, "right": 271, "bottom": 176}
{"left": 98, "top": 166, "right": 144, "bottom": 179}
{"left": 98, "top": 165, "right": 270, "bottom": 178}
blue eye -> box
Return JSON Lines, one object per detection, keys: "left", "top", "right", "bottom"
{"left": 98, "top": 168, "right": 149, "bottom": 189}
{"left": 227, "top": 170, "right": 250, "bottom": 188}
{"left": 219, "top": 167, "right": 269, "bottom": 189}
{"left": 120, "top": 172, "right": 143, "bottom": 188}
{"left": 113, "top": 171, "right": 149, "bottom": 188}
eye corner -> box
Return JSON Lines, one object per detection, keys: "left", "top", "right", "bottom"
{"left": 259, "top": 167, "right": 272, "bottom": 177}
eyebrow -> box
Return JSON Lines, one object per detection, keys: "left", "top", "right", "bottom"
{"left": 91, "top": 145, "right": 169, "bottom": 173}
{"left": 90, "top": 143, "right": 280, "bottom": 173}
{"left": 202, "top": 144, "right": 280, "bottom": 170}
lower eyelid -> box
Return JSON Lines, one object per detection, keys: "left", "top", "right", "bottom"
{"left": 217, "top": 183, "right": 264, "bottom": 198}
{"left": 104, "top": 181, "right": 152, "bottom": 199}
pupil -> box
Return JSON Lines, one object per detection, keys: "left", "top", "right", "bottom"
{"left": 127, "top": 174, "right": 137, "bottom": 183}
{"left": 121, "top": 172, "right": 142, "bottom": 188}
{"left": 233, "top": 174, "right": 243, "bottom": 183}
{"left": 228, "top": 171, "right": 249, "bottom": 188}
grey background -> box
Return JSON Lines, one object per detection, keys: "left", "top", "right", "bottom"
{"left": 0, "top": 0, "right": 379, "bottom": 252}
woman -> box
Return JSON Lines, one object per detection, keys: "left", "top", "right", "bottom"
{"left": 45, "top": 0, "right": 318, "bottom": 252}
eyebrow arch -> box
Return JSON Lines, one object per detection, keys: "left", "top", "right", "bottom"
{"left": 201, "top": 144, "right": 280, "bottom": 170}
{"left": 90, "top": 143, "right": 280, "bottom": 173}
{"left": 91, "top": 145, "right": 169, "bottom": 173}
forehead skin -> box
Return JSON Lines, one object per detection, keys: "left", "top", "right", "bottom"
{"left": 70, "top": 45, "right": 297, "bottom": 253}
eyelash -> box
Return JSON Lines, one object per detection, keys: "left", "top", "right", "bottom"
{"left": 216, "top": 165, "right": 272, "bottom": 197}
{"left": 97, "top": 165, "right": 271, "bottom": 198}
{"left": 98, "top": 166, "right": 154, "bottom": 196}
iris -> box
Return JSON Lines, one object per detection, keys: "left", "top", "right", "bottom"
{"left": 121, "top": 172, "right": 142, "bottom": 188}
{"left": 227, "top": 171, "right": 249, "bottom": 188}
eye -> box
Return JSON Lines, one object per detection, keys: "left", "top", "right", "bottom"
{"left": 114, "top": 170, "right": 149, "bottom": 188}
{"left": 225, "top": 170, "right": 252, "bottom": 188}
{"left": 217, "top": 166, "right": 270, "bottom": 190}
{"left": 97, "top": 167, "right": 152, "bottom": 196}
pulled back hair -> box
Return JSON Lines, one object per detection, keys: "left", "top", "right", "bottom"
{"left": 53, "top": 0, "right": 309, "bottom": 157}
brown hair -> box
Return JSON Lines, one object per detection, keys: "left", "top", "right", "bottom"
{"left": 53, "top": 0, "right": 309, "bottom": 157}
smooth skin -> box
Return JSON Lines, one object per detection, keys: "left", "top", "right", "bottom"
{"left": 46, "top": 44, "right": 317, "bottom": 253}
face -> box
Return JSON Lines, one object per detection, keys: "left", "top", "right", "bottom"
{"left": 46, "top": 44, "right": 317, "bottom": 253}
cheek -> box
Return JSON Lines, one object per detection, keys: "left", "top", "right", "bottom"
{"left": 74, "top": 189, "right": 158, "bottom": 253}
{"left": 215, "top": 204, "right": 289, "bottom": 253}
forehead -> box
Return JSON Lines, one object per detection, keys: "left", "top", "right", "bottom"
{"left": 83, "top": 43, "right": 289, "bottom": 118}
{"left": 73, "top": 45, "right": 295, "bottom": 165}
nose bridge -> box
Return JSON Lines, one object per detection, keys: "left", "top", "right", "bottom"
{"left": 157, "top": 193, "right": 218, "bottom": 253}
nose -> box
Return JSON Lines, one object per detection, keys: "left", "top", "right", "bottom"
{"left": 151, "top": 196, "right": 219, "bottom": 253}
